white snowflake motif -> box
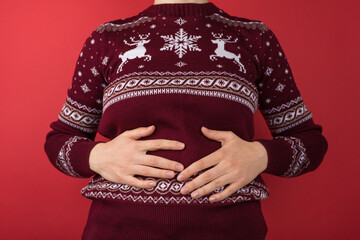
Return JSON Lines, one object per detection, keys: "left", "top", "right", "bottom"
{"left": 78, "top": 71, "right": 82, "bottom": 77}
{"left": 150, "top": 24, "right": 156, "bottom": 29}
{"left": 102, "top": 56, "right": 109, "bottom": 66}
{"left": 275, "top": 83, "right": 285, "bottom": 92}
{"left": 174, "top": 61, "right": 187, "bottom": 68}
{"left": 91, "top": 67, "right": 99, "bottom": 76}
{"left": 284, "top": 68, "right": 289, "bottom": 74}
{"left": 96, "top": 99, "right": 102, "bottom": 104}
{"left": 265, "top": 98, "right": 271, "bottom": 103}
{"left": 266, "top": 41, "right": 270, "bottom": 46}
{"left": 206, "top": 23, "right": 212, "bottom": 28}
{"left": 160, "top": 28, "right": 202, "bottom": 58}
{"left": 258, "top": 82, "right": 263, "bottom": 88}
{"left": 101, "top": 83, "right": 107, "bottom": 88}
{"left": 174, "top": 17, "right": 187, "bottom": 26}
{"left": 216, "top": 64, "right": 223, "bottom": 68}
{"left": 265, "top": 67, "right": 273, "bottom": 76}
{"left": 138, "top": 65, "right": 144, "bottom": 68}
{"left": 278, "top": 51, "right": 283, "bottom": 57}
{"left": 80, "top": 51, "right": 83, "bottom": 57}
{"left": 90, "top": 39, "right": 95, "bottom": 45}
{"left": 80, "top": 84, "right": 91, "bottom": 93}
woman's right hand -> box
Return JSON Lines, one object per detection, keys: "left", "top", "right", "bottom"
{"left": 89, "top": 125, "right": 185, "bottom": 189}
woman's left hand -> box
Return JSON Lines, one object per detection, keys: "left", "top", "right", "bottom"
{"left": 177, "top": 126, "right": 268, "bottom": 203}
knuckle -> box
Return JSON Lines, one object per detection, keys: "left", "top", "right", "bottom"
{"left": 152, "top": 140, "right": 162, "bottom": 149}
{"left": 216, "top": 150, "right": 225, "bottom": 159}
{"left": 128, "top": 140, "right": 138, "bottom": 149}
{"left": 162, "top": 170, "right": 171, "bottom": 178}
{"left": 196, "top": 161, "right": 205, "bottom": 170}
{"left": 213, "top": 179, "right": 223, "bottom": 188}
{"left": 130, "top": 178, "right": 144, "bottom": 188}
{"left": 221, "top": 160, "right": 232, "bottom": 169}
{"left": 202, "top": 171, "right": 212, "bottom": 181}
{"left": 140, "top": 167, "right": 149, "bottom": 176}
{"left": 148, "top": 156, "right": 158, "bottom": 165}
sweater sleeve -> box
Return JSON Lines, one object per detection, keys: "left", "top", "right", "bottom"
{"left": 44, "top": 25, "right": 107, "bottom": 178}
{"left": 253, "top": 23, "right": 328, "bottom": 177}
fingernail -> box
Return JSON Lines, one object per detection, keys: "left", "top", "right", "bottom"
{"left": 209, "top": 196, "right": 216, "bottom": 202}
{"left": 177, "top": 142, "right": 185, "bottom": 148}
{"left": 176, "top": 164, "right": 183, "bottom": 171}
{"left": 192, "top": 192, "right": 199, "bottom": 198}
{"left": 177, "top": 174, "right": 184, "bottom": 181}
{"left": 182, "top": 187, "right": 188, "bottom": 194}
{"left": 149, "top": 182, "right": 156, "bottom": 187}
{"left": 167, "top": 171, "right": 174, "bottom": 177}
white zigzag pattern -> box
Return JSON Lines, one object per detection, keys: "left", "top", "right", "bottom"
{"left": 56, "top": 136, "right": 90, "bottom": 177}
{"left": 81, "top": 174, "right": 269, "bottom": 205}
{"left": 96, "top": 16, "right": 155, "bottom": 33}
{"left": 81, "top": 184, "right": 268, "bottom": 205}
{"left": 262, "top": 96, "right": 303, "bottom": 115}
{"left": 66, "top": 96, "right": 102, "bottom": 114}
{"left": 274, "top": 135, "right": 310, "bottom": 177}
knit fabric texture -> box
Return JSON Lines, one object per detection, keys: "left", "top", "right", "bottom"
{"left": 44, "top": 1, "right": 328, "bottom": 206}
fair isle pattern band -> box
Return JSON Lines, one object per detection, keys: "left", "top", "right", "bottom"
{"left": 103, "top": 75, "right": 259, "bottom": 113}
{"left": 56, "top": 136, "right": 90, "bottom": 177}
{"left": 112, "top": 71, "right": 258, "bottom": 91}
{"left": 261, "top": 101, "right": 313, "bottom": 134}
{"left": 58, "top": 101, "right": 101, "bottom": 133}
{"left": 274, "top": 136, "right": 310, "bottom": 177}
{"left": 206, "top": 13, "right": 269, "bottom": 33}
{"left": 66, "top": 96, "right": 102, "bottom": 114}
{"left": 81, "top": 173, "right": 269, "bottom": 205}
{"left": 95, "top": 16, "right": 156, "bottom": 33}
{"left": 261, "top": 96, "right": 303, "bottom": 115}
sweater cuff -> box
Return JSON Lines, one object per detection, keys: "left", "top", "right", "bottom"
{"left": 252, "top": 138, "right": 292, "bottom": 176}
{"left": 68, "top": 140, "right": 104, "bottom": 177}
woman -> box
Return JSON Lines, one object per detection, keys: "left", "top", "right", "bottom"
{"left": 44, "top": 0, "right": 328, "bottom": 239}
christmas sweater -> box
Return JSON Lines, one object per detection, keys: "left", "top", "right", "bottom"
{"left": 44, "top": 1, "right": 328, "bottom": 206}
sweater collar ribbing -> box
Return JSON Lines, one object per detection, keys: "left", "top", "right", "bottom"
{"left": 139, "top": 2, "right": 221, "bottom": 17}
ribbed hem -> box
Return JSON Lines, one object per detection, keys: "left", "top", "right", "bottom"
{"left": 139, "top": 1, "right": 222, "bottom": 17}
{"left": 82, "top": 199, "right": 268, "bottom": 240}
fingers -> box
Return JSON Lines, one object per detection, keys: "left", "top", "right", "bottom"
{"left": 130, "top": 164, "right": 178, "bottom": 179}
{"left": 177, "top": 149, "right": 221, "bottom": 182}
{"left": 141, "top": 154, "right": 184, "bottom": 172}
{"left": 201, "top": 126, "right": 233, "bottom": 144}
{"left": 207, "top": 182, "right": 244, "bottom": 203}
{"left": 180, "top": 167, "right": 225, "bottom": 195}
{"left": 124, "top": 176, "right": 157, "bottom": 189}
{"left": 122, "top": 125, "right": 155, "bottom": 140}
{"left": 138, "top": 139, "right": 185, "bottom": 152}
{"left": 188, "top": 174, "right": 230, "bottom": 199}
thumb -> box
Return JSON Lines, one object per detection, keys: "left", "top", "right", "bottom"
{"left": 122, "top": 125, "right": 155, "bottom": 140}
{"left": 201, "top": 126, "right": 230, "bottom": 144}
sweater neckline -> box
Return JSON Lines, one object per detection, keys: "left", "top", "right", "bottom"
{"left": 138, "top": 2, "right": 222, "bottom": 17}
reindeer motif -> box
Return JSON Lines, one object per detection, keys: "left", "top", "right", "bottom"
{"left": 209, "top": 32, "right": 246, "bottom": 73}
{"left": 117, "top": 33, "right": 152, "bottom": 73}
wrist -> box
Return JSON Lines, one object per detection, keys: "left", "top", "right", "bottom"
{"left": 253, "top": 141, "right": 268, "bottom": 172}
{"left": 89, "top": 142, "right": 106, "bottom": 172}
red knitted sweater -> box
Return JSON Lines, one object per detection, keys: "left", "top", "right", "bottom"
{"left": 44, "top": 1, "right": 328, "bottom": 239}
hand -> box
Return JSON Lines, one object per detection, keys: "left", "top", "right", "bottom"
{"left": 89, "top": 125, "right": 185, "bottom": 189}
{"left": 176, "top": 126, "right": 268, "bottom": 203}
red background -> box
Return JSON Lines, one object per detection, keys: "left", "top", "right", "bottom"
{"left": 1, "top": 0, "right": 359, "bottom": 239}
